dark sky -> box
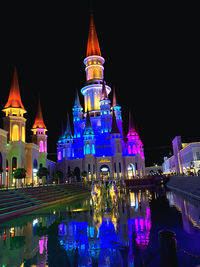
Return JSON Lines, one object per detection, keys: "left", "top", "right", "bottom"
{"left": 0, "top": 1, "right": 199, "bottom": 166}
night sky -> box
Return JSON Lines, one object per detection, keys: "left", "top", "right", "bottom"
{"left": 0, "top": 2, "right": 198, "bottom": 166}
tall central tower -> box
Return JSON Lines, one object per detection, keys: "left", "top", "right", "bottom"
{"left": 81, "top": 12, "right": 111, "bottom": 116}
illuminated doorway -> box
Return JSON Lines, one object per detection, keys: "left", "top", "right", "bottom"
{"left": 127, "top": 163, "right": 136, "bottom": 179}
{"left": 100, "top": 165, "right": 110, "bottom": 180}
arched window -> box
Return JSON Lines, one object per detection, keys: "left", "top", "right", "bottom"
{"left": 128, "top": 145, "right": 132, "bottom": 155}
{"left": 12, "top": 125, "right": 19, "bottom": 141}
{"left": 86, "top": 144, "right": 90, "bottom": 154}
{"left": 58, "top": 151, "right": 62, "bottom": 161}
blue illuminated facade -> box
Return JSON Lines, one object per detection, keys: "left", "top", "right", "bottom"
{"left": 57, "top": 13, "right": 145, "bottom": 180}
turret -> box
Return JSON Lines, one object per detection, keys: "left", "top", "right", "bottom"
{"left": 111, "top": 86, "right": 123, "bottom": 137}
{"left": 3, "top": 67, "right": 27, "bottom": 142}
{"left": 64, "top": 114, "right": 74, "bottom": 159}
{"left": 31, "top": 98, "right": 47, "bottom": 167}
{"left": 99, "top": 80, "right": 112, "bottom": 133}
{"left": 110, "top": 111, "right": 122, "bottom": 155}
{"left": 72, "top": 90, "right": 83, "bottom": 138}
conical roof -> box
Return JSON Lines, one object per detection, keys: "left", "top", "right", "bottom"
{"left": 74, "top": 89, "right": 82, "bottom": 108}
{"left": 112, "top": 86, "right": 117, "bottom": 107}
{"left": 32, "top": 98, "right": 47, "bottom": 129}
{"left": 65, "top": 113, "right": 73, "bottom": 139}
{"left": 84, "top": 110, "right": 94, "bottom": 135}
{"left": 110, "top": 111, "right": 120, "bottom": 134}
{"left": 86, "top": 12, "right": 101, "bottom": 57}
{"left": 100, "top": 80, "right": 108, "bottom": 100}
{"left": 4, "top": 67, "right": 25, "bottom": 110}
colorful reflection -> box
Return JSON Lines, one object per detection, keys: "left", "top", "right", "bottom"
{"left": 0, "top": 189, "right": 152, "bottom": 266}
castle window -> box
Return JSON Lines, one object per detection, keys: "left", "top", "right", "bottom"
{"left": 119, "top": 162, "right": 121, "bottom": 173}
{"left": 39, "top": 141, "right": 44, "bottom": 152}
{"left": 12, "top": 125, "right": 19, "bottom": 141}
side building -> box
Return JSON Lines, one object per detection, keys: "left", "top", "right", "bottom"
{"left": 57, "top": 13, "right": 145, "bottom": 181}
{"left": 163, "top": 136, "right": 200, "bottom": 176}
{"left": 0, "top": 67, "right": 56, "bottom": 187}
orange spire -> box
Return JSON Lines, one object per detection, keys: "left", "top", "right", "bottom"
{"left": 32, "top": 98, "right": 47, "bottom": 129}
{"left": 86, "top": 12, "right": 101, "bottom": 57}
{"left": 4, "top": 67, "right": 25, "bottom": 109}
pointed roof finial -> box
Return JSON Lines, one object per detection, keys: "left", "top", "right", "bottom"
{"left": 127, "top": 111, "right": 138, "bottom": 138}
{"left": 74, "top": 89, "right": 82, "bottom": 107}
{"left": 4, "top": 66, "right": 25, "bottom": 110}
{"left": 112, "top": 86, "right": 117, "bottom": 107}
{"left": 86, "top": 12, "right": 101, "bottom": 57}
{"left": 110, "top": 111, "right": 120, "bottom": 134}
{"left": 32, "top": 98, "right": 47, "bottom": 129}
{"left": 65, "top": 113, "right": 73, "bottom": 139}
{"left": 84, "top": 110, "right": 94, "bottom": 135}
{"left": 101, "top": 80, "right": 108, "bottom": 100}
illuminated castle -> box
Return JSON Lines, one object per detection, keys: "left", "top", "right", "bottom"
{"left": 0, "top": 67, "right": 55, "bottom": 187}
{"left": 57, "top": 13, "right": 145, "bottom": 180}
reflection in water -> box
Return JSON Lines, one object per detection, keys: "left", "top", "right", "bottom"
{"left": 0, "top": 188, "right": 200, "bottom": 266}
{"left": 167, "top": 191, "right": 200, "bottom": 233}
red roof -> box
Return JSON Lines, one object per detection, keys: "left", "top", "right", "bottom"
{"left": 32, "top": 98, "right": 46, "bottom": 129}
{"left": 86, "top": 12, "right": 101, "bottom": 57}
{"left": 4, "top": 67, "right": 25, "bottom": 109}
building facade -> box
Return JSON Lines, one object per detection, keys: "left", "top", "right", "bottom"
{"left": 57, "top": 13, "right": 145, "bottom": 181}
{"left": 0, "top": 67, "right": 56, "bottom": 187}
{"left": 163, "top": 136, "right": 200, "bottom": 175}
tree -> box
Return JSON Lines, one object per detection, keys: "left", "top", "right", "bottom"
{"left": 54, "top": 170, "right": 64, "bottom": 184}
{"left": 67, "top": 170, "right": 74, "bottom": 183}
{"left": 13, "top": 168, "right": 26, "bottom": 188}
{"left": 37, "top": 167, "right": 48, "bottom": 185}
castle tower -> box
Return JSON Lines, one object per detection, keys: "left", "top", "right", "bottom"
{"left": 3, "top": 67, "right": 27, "bottom": 143}
{"left": 111, "top": 86, "right": 123, "bottom": 137}
{"left": 99, "top": 80, "right": 112, "bottom": 133}
{"left": 2, "top": 67, "right": 27, "bottom": 186}
{"left": 110, "top": 111, "right": 122, "bottom": 155}
{"left": 81, "top": 12, "right": 111, "bottom": 116}
{"left": 31, "top": 98, "right": 47, "bottom": 167}
{"left": 64, "top": 114, "right": 74, "bottom": 159}
{"left": 72, "top": 90, "right": 83, "bottom": 138}
{"left": 126, "top": 112, "right": 139, "bottom": 155}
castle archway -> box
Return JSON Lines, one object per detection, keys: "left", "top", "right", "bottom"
{"left": 100, "top": 164, "right": 110, "bottom": 180}
{"left": 127, "top": 163, "right": 136, "bottom": 179}
{"left": 74, "top": 167, "right": 81, "bottom": 182}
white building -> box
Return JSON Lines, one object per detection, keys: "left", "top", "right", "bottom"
{"left": 163, "top": 136, "right": 200, "bottom": 175}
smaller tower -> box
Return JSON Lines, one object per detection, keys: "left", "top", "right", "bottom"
{"left": 31, "top": 98, "right": 47, "bottom": 167}
{"left": 83, "top": 110, "right": 95, "bottom": 155}
{"left": 99, "top": 81, "right": 112, "bottom": 133}
{"left": 110, "top": 112, "right": 122, "bottom": 155}
{"left": 126, "top": 112, "right": 144, "bottom": 158}
{"left": 72, "top": 90, "right": 83, "bottom": 138}
{"left": 111, "top": 86, "right": 123, "bottom": 137}
{"left": 64, "top": 114, "right": 74, "bottom": 159}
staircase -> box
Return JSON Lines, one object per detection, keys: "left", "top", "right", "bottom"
{"left": 0, "top": 183, "right": 90, "bottom": 221}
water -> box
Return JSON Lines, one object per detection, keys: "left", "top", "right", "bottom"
{"left": 0, "top": 187, "right": 200, "bottom": 267}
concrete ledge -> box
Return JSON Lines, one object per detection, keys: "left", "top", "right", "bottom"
{"left": 166, "top": 176, "right": 200, "bottom": 201}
